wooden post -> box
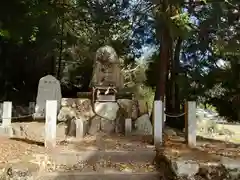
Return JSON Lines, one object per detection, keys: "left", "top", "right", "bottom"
{"left": 125, "top": 118, "right": 132, "bottom": 136}
{"left": 2, "top": 101, "right": 12, "bottom": 127}
{"left": 185, "top": 101, "right": 197, "bottom": 147}
{"left": 153, "top": 100, "right": 163, "bottom": 146}
{"left": 45, "top": 100, "right": 57, "bottom": 149}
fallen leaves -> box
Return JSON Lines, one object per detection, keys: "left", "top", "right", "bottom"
{"left": 162, "top": 134, "right": 240, "bottom": 161}
{"left": 0, "top": 137, "right": 45, "bottom": 164}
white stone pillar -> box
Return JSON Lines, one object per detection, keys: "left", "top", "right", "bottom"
{"left": 125, "top": 118, "right": 132, "bottom": 136}
{"left": 45, "top": 100, "right": 57, "bottom": 149}
{"left": 185, "top": 101, "right": 197, "bottom": 147}
{"left": 2, "top": 101, "right": 12, "bottom": 127}
{"left": 153, "top": 100, "right": 164, "bottom": 146}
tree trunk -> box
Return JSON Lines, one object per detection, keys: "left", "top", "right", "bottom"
{"left": 151, "top": 1, "right": 171, "bottom": 125}
{"left": 154, "top": 4, "right": 171, "bottom": 101}
{"left": 173, "top": 37, "right": 182, "bottom": 114}
{"left": 57, "top": 17, "right": 64, "bottom": 80}
{"left": 165, "top": 39, "right": 173, "bottom": 116}
{"left": 165, "top": 37, "right": 183, "bottom": 130}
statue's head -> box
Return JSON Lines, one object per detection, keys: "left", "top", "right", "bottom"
{"left": 91, "top": 45, "right": 124, "bottom": 89}
{"left": 95, "top": 45, "right": 119, "bottom": 64}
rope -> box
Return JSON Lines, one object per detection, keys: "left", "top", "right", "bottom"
{"left": 164, "top": 112, "right": 185, "bottom": 118}
{"left": 1, "top": 113, "right": 34, "bottom": 120}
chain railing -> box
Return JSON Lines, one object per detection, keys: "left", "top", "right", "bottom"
{"left": 164, "top": 112, "right": 185, "bottom": 118}
{"left": 1, "top": 113, "right": 34, "bottom": 120}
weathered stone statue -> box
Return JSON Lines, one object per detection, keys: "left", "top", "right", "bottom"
{"left": 58, "top": 45, "right": 151, "bottom": 137}
{"left": 90, "top": 45, "right": 124, "bottom": 90}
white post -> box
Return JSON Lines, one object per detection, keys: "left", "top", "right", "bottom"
{"left": 163, "top": 97, "right": 166, "bottom": 128}
{"left": 45, "top": 100, "right": 57, "bottom": 149}
{"left": 185, "top": 101, "right": 197, "bottom": 147}
{"left": 0, "top": 103, "right": 3, "bottom": 122}
{"left": 75, "top": 119, "right": 85, "bottom": 139}
{"left": 125, "top": 118, "right": 132, "bottom": 136}
{"left": 2, "top": 101, "right": 12, "bottom": 127}
{"left": 153, "top": 100, "right": 163, "bottom": 146}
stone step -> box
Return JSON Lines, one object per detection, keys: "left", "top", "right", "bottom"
{"left": 37, "top": 172, "right": 161, "bottom": 180}
{"left": 44, "top": 150, "right": 156, "bottom": 166}
{"left": 0, "top": 158, "right": 159, "bottom": 180}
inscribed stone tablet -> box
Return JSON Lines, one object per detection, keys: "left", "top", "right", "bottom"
{"left": 35, "top": 75, "right": 62, "bottom": 118}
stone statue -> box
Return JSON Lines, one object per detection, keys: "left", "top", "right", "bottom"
{"left": 90, "top": 45, "right": 124, "bottom": 90}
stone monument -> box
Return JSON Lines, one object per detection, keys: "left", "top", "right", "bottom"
{"left": 35, "top": 75, "right": 62, "bottom": 118}
{"left": 90, "top": 45, "right": 124, "bottom": 92}
{"left": 58, "top": 46, "right": 137, "bottom": 137}
{"left": 89, "top": 45, "right": 125, "bottom": 133}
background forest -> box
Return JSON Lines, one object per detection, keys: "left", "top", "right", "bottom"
{"left": 0, "top": 0, "right": 239, "bottom": 128}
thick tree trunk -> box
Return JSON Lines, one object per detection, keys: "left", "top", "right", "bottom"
{"left": 57, "top": 17, "right": 64, "bottom": 80}
{"left": 165, "top": 37, "right": 183, "bottom": 130}
{"left": 165, "top": 40, "right": 173, "bottom": 122}
{"left": 154, "top": 8, "right": 171, "bottom": 101}
{"left": 173, "top": 38, "right": 182, "bottom": 113}
{"left": 151, "top": 1, "right": 171, "bottom": 126}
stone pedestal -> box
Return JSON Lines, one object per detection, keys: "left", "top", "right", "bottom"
{"left": 57, "top": 98, "right": 149, "bottom": 137}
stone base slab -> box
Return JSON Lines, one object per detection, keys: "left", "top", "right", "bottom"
{"left": 0, "top": 125, "right": 13, "bottom": 137}
{"left": 155, "top": 147, "right": 240, "bottom": 180}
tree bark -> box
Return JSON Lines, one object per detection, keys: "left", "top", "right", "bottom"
{"left": 151, "top": 0, "right": 171, "bottom": 126}
{"left": 173, "top": 37, "right": 182, "bottom": 113}
{"left": 154, "top": 2, "right": 171, "bottom": 102}
{"left": 57, "top": 16, "right": 64, "bottom": 80}
{"left": 165, "top": 37, "right": 183, "bottom": 129}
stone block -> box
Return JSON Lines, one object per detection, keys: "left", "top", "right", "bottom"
{"left": 101, "top": 119, "right": 115, "bottom": 134}
{"left": 0, "top": 126, "right": 13, "bottom": 137}
{"left": 88, "top": 116, "right": 101, "bottom": 135}
{"left": 135, "top": 114, "right": 152, "bottom": 135}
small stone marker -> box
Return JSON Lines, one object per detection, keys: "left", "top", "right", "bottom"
{"left": 75, "top": 119, "right": 86, "bottom": 139}
{"left": 125, "top": 118, "right": 132, "bottom": 136}
{"left": 45, "top": 100, "right": 57, "bottom": 149}
{"left": 2, "top": 101, "right": 12, "bottom": 127}
{"left": 185, "top": 101, "right": 197, "bottom": 147}
{"left": 35, "top": 75, "right": 62, "bottom": 118}
{"left": 153, "top": 100, "right": 163, "bottom": 146}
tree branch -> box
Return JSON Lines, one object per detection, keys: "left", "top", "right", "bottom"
{"left": 122, "top": 64, "right": 141, "bottom": 73}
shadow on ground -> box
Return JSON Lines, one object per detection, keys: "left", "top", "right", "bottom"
{"left": 164, "top": 134, "right": 240, "bottom": 159}
{"left": 3, "top": 133, "right": 159, "bottom": 180}
{"left": 197, "top": 136, "right": 240, "bottom": 148}
{"left": 9, "top": 137, "right": 44, "bottom": 146}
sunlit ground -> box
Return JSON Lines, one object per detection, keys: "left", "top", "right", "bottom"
{"left": 198, "top": 122, "right": 240, "bottom": 144}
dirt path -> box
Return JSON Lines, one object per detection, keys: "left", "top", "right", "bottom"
{"left": 0, "top": 133, "right": 160, "bottom": 180}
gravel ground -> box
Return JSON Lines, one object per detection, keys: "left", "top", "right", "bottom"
{"left": 0, "top": 132, "right": 157, "bottom": 174}
{"left": 1, "top": 121, "right": 240, "bottom": 174}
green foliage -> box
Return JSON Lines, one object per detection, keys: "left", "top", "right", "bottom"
{"left": 121, "top": 60, "right": 154, "bottom": 111}
{"left": 0, "top": 0, "right": 239, "bottom": 124}
{"left": 144, "top": 0, "right": 240, "bottom": 122}
{"left": 182, "top": 1, "right": 240, "bottom": 121}
{"left": 0, "top": 0, "right": 143, "bottom": 102}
